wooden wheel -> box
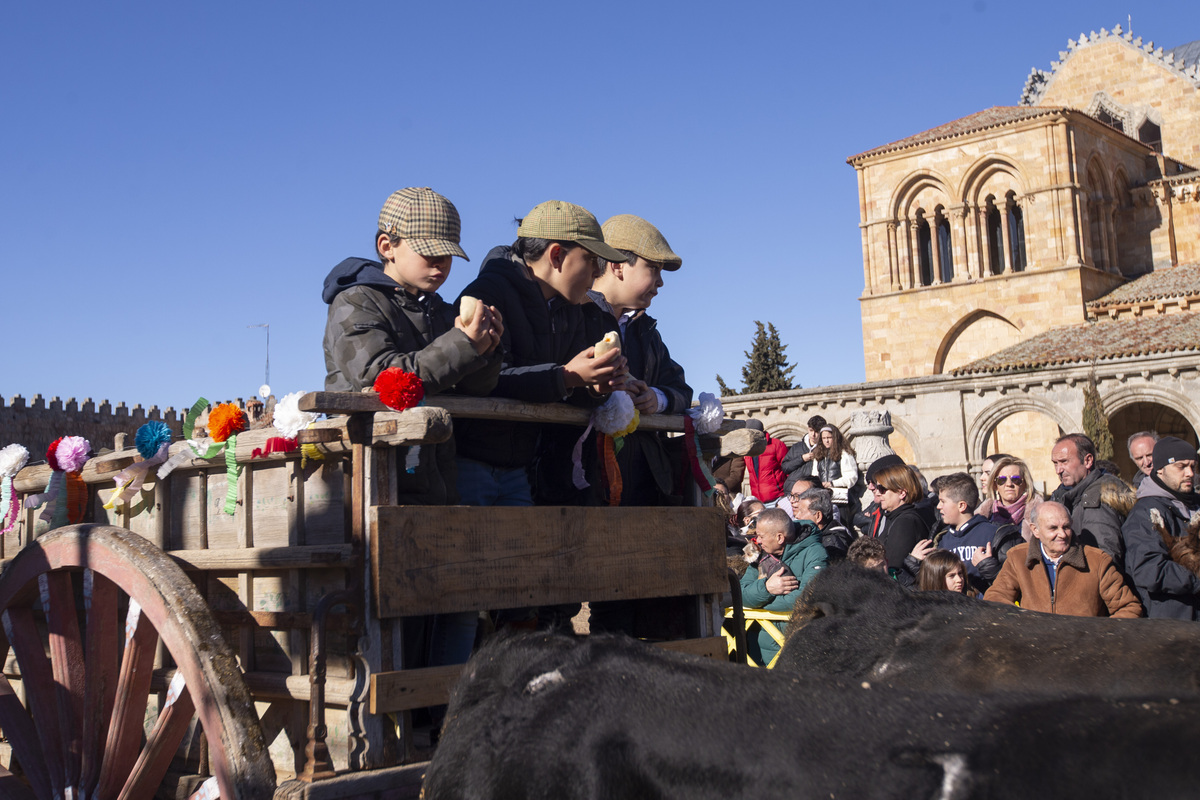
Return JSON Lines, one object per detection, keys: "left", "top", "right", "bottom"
{"left": 0, "top": 525, "right": 275, "bottom": 800}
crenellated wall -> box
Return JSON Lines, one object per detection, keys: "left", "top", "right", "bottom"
{"left": 0, "top": 395, "right": 184, "bottom": 461}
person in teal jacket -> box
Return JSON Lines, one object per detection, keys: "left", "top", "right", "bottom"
{"left": 740, "top": 508, "right": 828, "bottom": 666}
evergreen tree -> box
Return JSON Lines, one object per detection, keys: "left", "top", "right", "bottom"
{"left": 715, "top": 321, "right": 796, "bottom": 396}
{"left": 1082, "top": 376, "right": 1114, "bottom": 461}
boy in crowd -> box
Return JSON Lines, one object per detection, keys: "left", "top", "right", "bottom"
{"left": 908, "top": 472, "right": 1012, "bottom": 593}
{"left": 584, "top": 214, "right": 692, "bottom": 505}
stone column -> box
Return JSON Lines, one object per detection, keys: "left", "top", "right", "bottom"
{"left": 1097, "top": 198, "right": 1112, "bottom": 272}
{"left": 930, "top": 217, "right": 944, "bottom": 285}
{"left": 999, "top": 199, "right": 1014, "bottom": 274}
{"left": 886, "top": 222, "right": 899, "bottom": 291}
{"left": 847, "top": 409, "right": 897, "bottom": 511}
{"left": 906, "top": 221, "right": 920, "bottom": 289}
{"left": 953, "top": 205, "right": 970, "bottom": 280}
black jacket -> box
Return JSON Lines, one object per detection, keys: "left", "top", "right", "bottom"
{"left": 1122, "top": 478, "right": 1200, "bottom": 619}
{"left": 455, "top": 246, "right": 597, "bottom": 469}
{"left": 880, "top": 503, "right": 932, "bottom": 586}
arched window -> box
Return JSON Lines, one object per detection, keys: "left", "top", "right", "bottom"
{"left": 937, "top": 217, "right": 954, "bottom": 283}
{"left": 1096, "top": 107, "right": 1124, "bottom": 132}
{"left": 986, "top": 204, "right": 1004, "bottom": 275}
{"left": 1007, "top": 204, "right": 1027, "bottom": 272}
{"left": 917, "top": 218, "right": 933, "bottom": 286}
{"left": 1139, "top": 120, "right": 1162, "bottom": 152}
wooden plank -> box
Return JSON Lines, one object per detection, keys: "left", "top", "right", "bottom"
{"left": 372, "top": 506, "right": 726, "bottom": 618}
{"left": 166, "top": 544, "right": 355, "bottom": 571}
{"left": 370, "top": 637, "right": 728, "bottom": 713}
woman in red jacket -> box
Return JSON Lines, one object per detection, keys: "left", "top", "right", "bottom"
{"left": 742, "top": 419, "right": 790, "bottom": 504}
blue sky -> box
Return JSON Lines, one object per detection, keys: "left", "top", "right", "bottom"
{"left": 1, "top": 1, "right": 1196, "bottom": 414}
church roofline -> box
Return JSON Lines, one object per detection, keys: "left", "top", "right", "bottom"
{"left": 846, "top": 106, "right": 1064, "bottom": 164}
{"left": 1019, "top": 25, "right": 1200, "bottom": 106}
{"left": 1087, "top": 263, "right": 1200, "bottom": 312}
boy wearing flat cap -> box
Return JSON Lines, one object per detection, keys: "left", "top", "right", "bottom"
{"left": 322, "top": 187, "right": 503, "bottom": 504}
{"left": 586, "top": 214, "right": 692, "bottom": 503}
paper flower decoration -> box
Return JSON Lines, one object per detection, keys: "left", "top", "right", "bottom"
{"left": 45, "top": 436, "right": 64, "bottom": 472}
{"left": 0, "top": 444, "right": 29, "bottom": 534}
{"left": 273, "top": 392, "right": 318, "bottom": 439}
{"left": 106, "top": 422, "right": 174, "bottom": 512}
{"left": 594, "top": 391, "right": 640, "bottom": 439}
{"left": 136, "top": 420, "right": 173, "bottom": 460}
{"left": 55, "top": 436, "right": 91, "bottom": 473}
{"left": 688, "top": 392, "right": 725, "bottom": 435}
{"left": 571, "top": 392, "right": 642, "bottom": 504}
{"left": 208, "top": 403, "right": 247, "bottom": 443}
{"left": 26, "top": 435, "right": 91, "bottom": 527}
{"left": 373, "top": 368, "right": 425, "bottom": 411}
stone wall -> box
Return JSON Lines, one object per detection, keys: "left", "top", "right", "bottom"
{"left": 0, "top": 395, "right": 186, "bottom": 461}
{"left": 1034, "top": 34, "right": 1200, "bottom": 165}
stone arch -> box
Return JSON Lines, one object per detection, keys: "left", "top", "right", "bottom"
{"left": 1100, "top": 384, "right": 1200, "bottom": 441}
{"left": 889, "top": 169, "right": 956, "bottom": 220}
{"left": 933, "top": 309, "right": 1023, "bottom": 374}
{"left": 886, "top": 413, "right": 921, "bottom": 467}
{"left": 768, "top": 420, "right": 807, "bottom": 444}
{"left": 960, "top": 154, "right": 1030, "bottom": 206}
{"left": 967, "top": 396, "right": 1079, "bottom": 463}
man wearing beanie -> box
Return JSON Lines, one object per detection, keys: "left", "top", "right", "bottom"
{"left": 1121, "top": 436, "right": 1200, "bottom": 619}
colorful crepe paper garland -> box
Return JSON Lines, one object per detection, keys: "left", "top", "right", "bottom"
{"left": 25, "top": 436, "right": 92, "bottom": 526}
{"left": 373, "top": 368, "right": 426, "bottom": 473}
{"left": 0, "top": 444, "right": 29, "bottom": 534}
{"left": 105, "top": 420, "right": 173, "bottom": 510}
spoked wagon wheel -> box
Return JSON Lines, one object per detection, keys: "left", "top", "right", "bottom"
{"left": 0, "top": 525, "right": 275, "bottom": 800}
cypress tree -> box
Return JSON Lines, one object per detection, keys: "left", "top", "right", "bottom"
{"left": 1082, "top": 376, "right": 1114, "bottom": 461}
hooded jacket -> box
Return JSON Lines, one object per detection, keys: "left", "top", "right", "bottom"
{"left": 321, "top": 257, "right": 501, "bottom": 504}
{"left": 454, "top": 246, "right": 598, "bottom": 470}
{"left": 744, "top": 433, "right": 789, "bottom": 504}
{"left": 1122, "top": 476, "right": 1200, "bottom": 619}
{"left": 984, "top": 540, "right": 1142, "bottom": 618}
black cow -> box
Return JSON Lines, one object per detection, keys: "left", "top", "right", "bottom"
{"left": 775, "top": 562, "right": 1200, "bottom": 692}
{"left": 423, "top": 632, "right": 1200, "bottom": 799}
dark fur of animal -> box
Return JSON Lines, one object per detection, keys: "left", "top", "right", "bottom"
{"left": 775, "top": 562, "right": 1200, "bottom": 693}
{"left": 1150, "top": 507, "right": 1200, "bottom": 575}
{"left": 424, "top": 631, "right": 1200, "bottom": 800}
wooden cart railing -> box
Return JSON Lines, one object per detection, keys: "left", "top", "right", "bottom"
{"left": 0, "top": 392, "right": 762, "bottom": 800}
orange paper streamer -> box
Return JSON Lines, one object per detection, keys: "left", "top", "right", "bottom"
{"left": 65, "top": 472, "right": 87, "bottom": 524}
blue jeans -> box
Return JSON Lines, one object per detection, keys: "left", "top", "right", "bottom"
{"left": 455, "top": 457, "right": 533, "bottom": 507}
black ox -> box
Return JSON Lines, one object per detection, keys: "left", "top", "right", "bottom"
{"left": 775, "top": 563, "right": 1200, "bottom": 693}
{"left": 423, "top": 632, "right": 1200, "bottom": 799}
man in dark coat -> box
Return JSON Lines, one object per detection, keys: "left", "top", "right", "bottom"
{"left": 1051, "top": 433, "right": 1129, "bottom": 564}
{"left": 1122, "top": 437, "right": 1200, "bottom": 619}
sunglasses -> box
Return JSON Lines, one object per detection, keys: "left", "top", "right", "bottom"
{"left": 993, "top": 475, "right": 1025, "bottom": 487}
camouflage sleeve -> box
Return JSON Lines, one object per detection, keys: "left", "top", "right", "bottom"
{"left": 324, "top": 287, "right": 488, "bottom": 394}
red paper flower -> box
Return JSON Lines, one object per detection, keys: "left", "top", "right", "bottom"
{"left": 208, "top": 403, "right": 248, "bottom": 443}
{"left": 46, "top": 436, "right": 64, "bottom": 472}
{"left": 373, "top": 368, "right": 425, "bottom": 411}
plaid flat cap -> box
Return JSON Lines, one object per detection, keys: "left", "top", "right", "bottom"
{"left": 517, "top": 200, "right": 626, "bottom": 263}
{"left": 378, "top": 187, "right": 469, "bottom": 261}
{"left": 601, "top": 214, "right": 682, "bottom": 270}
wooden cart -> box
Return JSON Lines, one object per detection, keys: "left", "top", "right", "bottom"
{"left": 0, "top": 393, "right": 760, "bottom": 800}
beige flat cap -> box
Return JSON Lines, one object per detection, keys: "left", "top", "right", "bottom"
{"left": 601, "top": 214, "right": 682, "bottom": 270}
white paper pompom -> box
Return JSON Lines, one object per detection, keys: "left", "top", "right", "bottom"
{"left": 688, "top": 392, "right": 725, "bottom": 435}
{"left": 594, "top": 391, "right": 637, "bottom": 436}
{"left": 273, "top": 391, "right": 318, "bottom": 439}
{"left": 0, "top": 444, "right": 29, "bottom": 477}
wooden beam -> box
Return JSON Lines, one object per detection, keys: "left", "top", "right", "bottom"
{"left": 372, "top": 506, "right": 727, "bottom": 619}
{"left": 166, "top": 544, "right": 356, "bottom": 571}
{"left": 370, "top": 637, "right": 729, "bottom": 713}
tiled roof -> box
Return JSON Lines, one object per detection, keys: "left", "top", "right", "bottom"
{"left": 951, "top": 312, "right": 1200, "bottom": 375}
{"left": 847, "top": 107, "right": 1062, "bottom": 162}
{"left": 1087, "top": 264, "right": 1200, "bottom": 310}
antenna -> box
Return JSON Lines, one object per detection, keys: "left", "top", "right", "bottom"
{"left": 248, "top": 323, "right": 270, "bottom": 397}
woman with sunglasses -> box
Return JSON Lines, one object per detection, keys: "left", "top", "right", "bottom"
{"left": 987, "top": 456, "right": 1041, "bottom": 543}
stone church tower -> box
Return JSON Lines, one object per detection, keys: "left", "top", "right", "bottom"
{"left": 724, "top": 26, "right": 1200, "bottom": 492}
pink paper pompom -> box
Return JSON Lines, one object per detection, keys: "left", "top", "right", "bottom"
{"left": 55, "top": 436, "right": 92, "bottom": 473}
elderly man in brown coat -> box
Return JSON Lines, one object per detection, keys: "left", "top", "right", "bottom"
{"left": 984, "top": 500, "right": 1142, "bottom": 618}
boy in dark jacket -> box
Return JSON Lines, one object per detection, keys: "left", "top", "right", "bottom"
{"left": 454, "top": 199, "right": 628, "bottom": 510}
{"left": 584, "top": 214, "right": 692, "bottom": 506}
